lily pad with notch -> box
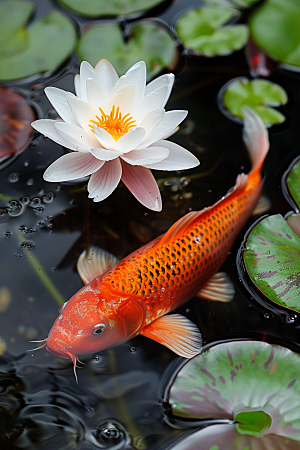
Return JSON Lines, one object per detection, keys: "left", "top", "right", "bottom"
{"left": 175, "top": 6, "right": 248, "bottom": 57}
{"left": 0, "top": 0, "right": 77, "bottom": 81}
{"left": 219, "top": 77, "right": 288, "bottom": 126}
{"left": 76, "top": 21, "right": 177, "bottom": 77}
{"left": 56, "top": 0, "right": 168, "bottom": 18}
{"left": 249, "top": 0, "right": 300, "bottom": 70}
{"left": 168, "top": 340, "right": 300, "bottom": 449}
{"left": 243, "top": 157, "right": 300, "bottom": 313}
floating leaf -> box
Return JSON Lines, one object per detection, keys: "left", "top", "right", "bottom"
{"left": 204, "top": 0, "right": 260, "bottom": 7}
{"left": 249, "top": 0, "right": 300, "bottom": 69}
{"left": 0, "top": 86, "right": 35, "bottom": 159}
{"left": 169, "top": 341, "right": 300, "bottom": 449}
{"left": 220, "top": 78, "right": 288, "bottom": 126}
{"left": 76, "top": 21, "right": 177, "bottom": 77}
{"left": 286, "top": 158, "right": 300, "bottom": 210}
{"left": 0, "top": 0, "right": 36, "bottom": 59}
{"left": 56, "top": 0, "right": 167, "bottom": 18}
{"left": 244, "top": 214, "right": 300, "bottom": 312}
{"left": 0, "top": 7, "right": 76, "bottom": 81}
{"left": 176, "top": 7, "right": 248, "bottom": 56}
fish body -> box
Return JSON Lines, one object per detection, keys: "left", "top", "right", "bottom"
{"left": 45, "top": 108, "right": 269, "bottom": 368}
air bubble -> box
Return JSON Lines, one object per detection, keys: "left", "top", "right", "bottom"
{"left": 26, "top": 178, "right": 34, "bottom": 186}
{"left": 95, "top": 420, "right": 128, "bottom": 448}
{"left": 287, "top": 313, "right": 298, "bottom": 324}
{"left": 42, "top": 192, "right": 54, "bottom": 203}
{"left": 0, "top": 209, "right": 8, "bottom": 222}
{"left": 23, "top": 160, "right": 29, "bottom": 167}
{"left": 4, "top": 231, "right": 12, "bottom": 237}
{"left": 19, "top": 241, "right": 34, "bottom": 249}
{"left": 34, "top": 206, "right": 44, "bottom": 214}
{"left": 25, "top": 228, "right": 35, "bottom": 235}
{"left": 8, "top": 201, "right": 23, "bottom": 217}
{"left": 8, "top": 173, "right": 19, "bottom": 183}
{"left": 37, "top": 221, "right": 45, "bottom": 227}
{"left": 21, "top": 196, "right": 30, "bottom": 205}
{"left": 185, "top": 308, "right": 191, "bottom": 314}
{"left": 130, "top": 347, "right": 136, "bottom": 352}
{"left": 30, "top": 198, "right": 41, "bottom": 207}
{"left": 263, "top": 312, "right": 271, "bottom": 319}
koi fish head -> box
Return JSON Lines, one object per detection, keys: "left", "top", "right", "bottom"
{"left": 45, "top": 283, "right": 126, "bottom": 365}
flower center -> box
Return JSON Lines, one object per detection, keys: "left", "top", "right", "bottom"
{"left": 89, "top": 105, "right": 136, "bottom": 141}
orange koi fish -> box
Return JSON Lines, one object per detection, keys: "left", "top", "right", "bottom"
{"left": 43, "top": 108, "right": 269, "bottom": 377}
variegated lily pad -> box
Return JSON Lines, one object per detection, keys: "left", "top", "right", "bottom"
{"left": 176, "top": 7, "right": 248, "bottom": 57}
{"left": 169, "top": 341, "right": 300, "bottom": 449}
{"left": 76, "top": 21, "right": 177, "bottom": 77}
{"left": 0, "top": 1, "right": 76, "bottom": 81}
{"left": 219, "top": 78, "right": 288, "bottom": 126}
{"left": 243, "top": 157, "right": 300, "bottom": 312}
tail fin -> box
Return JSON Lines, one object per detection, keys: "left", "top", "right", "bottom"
{"left": 242, "top": 106, "right": 269, "bottom": 172}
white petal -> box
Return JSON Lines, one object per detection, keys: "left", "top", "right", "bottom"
{"left": 161, "top": 126, "right": 178, "bottom": 140}
{"left": 78, "top": 61, "right": 101, "bottom": 102}
{"left": 133, "top": 85, "right": 169, "bottom": 121}
{"left": 144, "top": 140, "right": 200, "bottom": 171}
{"left": 117, "top": 127, "right": 146, "bottom": 153}
{"left": 32, "top": 119, "right": 78, "bottom": 150}
{"left": 107, "top": 84, "right": 135, "bottom": 116}
{"left": 91, "top": 147, "right": 120, "bottom": 161}
{"left": 145, "top": 73, "right": 174, "bottom": 105}
{"left": 45, "top": 87, "right": 78, "bottom": 125}
{"left": 139, "top": 110, "right": 188, "bottom": 148}
{"left": 88, "top": 159, "right": 122, "bottom": 201}
{"left": 121, "top": 161, "right": 162, "bottom": 211}
{"left": 55, "top": 122, "right": 98, "bottom": 152}
{"left": 43, "top": 152, "right": 104, "bottom": 182}
{"left": 86, "top": 77, "right": 109, "bottom": 110}
{"left": 121, "top": 146, "right": 169, "bottom": 165}
{"left": 74, "top": 74, "right": 81, "bottom": 97}
{"left": 111, "top": 61, "right": 146, "bottom": 103}
{"left": 94, "top": 126, "right": 119, "bottom": 151}
{"left": 66, "top": 94, "right": 99, "bottom": 137}
{"left": 139, "top": 109, "right": 165, "bottom": 135}
{"left": 94, "top": 59, "right": 119, "bottom": 95}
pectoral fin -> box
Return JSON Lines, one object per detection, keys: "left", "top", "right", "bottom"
{"left": 140, "top": 314, "right": 202, "bottom": 358}
{"left": 77, "top": 246, "right": 119, "bottom": 284}
{"left": 197, "top": 272, "right": 235, "bottom": 302}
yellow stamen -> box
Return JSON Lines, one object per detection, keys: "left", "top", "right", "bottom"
{"left": 89, "top": 105, "right": 136, "bottom": 141}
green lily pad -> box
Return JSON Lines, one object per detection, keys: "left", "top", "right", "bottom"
{"left": 204, "top": 0, "right": 260, "bottom": 8}
{"left": 168, "top": 341, "right": 300, "bottom": 448}
{"left": 56, "top": 0, "right": 166, "bottom": 18}
{"left": 0, "top": 0, "right": 36, "bottom": 59}
{"left": 221, "top": 78, "right": 288, "bottom": 126}
{"left": 176, "top": 7, "right": 248, "bottom": 56}
{"left": 286, "top": 158, "right": 300, "bottom": 210}
{"left": 76, "top": 21, "right": 177, "bottom": 77}
{"left": 0, "top": 7, "right": 77, "bottom": 81}
{"left": 249, "top": 0, "right": 300, "bottom": 69}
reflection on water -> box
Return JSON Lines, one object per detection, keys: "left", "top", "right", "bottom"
{"left": 1, "top": 0, "right": 300, "bottom": 449}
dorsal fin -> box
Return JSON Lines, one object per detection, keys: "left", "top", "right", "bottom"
{"left": 158, "top": 209, "right": 208, "bottom": 246}
{"left": 77, "top": 246, "right": 119, "bottom": 284}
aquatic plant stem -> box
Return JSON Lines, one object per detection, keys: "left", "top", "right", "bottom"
{"left": 18, "top": 232, "right": 65, "bottom": 306}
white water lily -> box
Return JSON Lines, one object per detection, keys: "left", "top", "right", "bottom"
{"left": 31, "top": 59, "right": 199, "bottom": 211}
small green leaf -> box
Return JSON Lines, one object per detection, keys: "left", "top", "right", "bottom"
{"left": 235, "top": 411, "right": 272, "bottom": 437}
{"left": 0, "top": 10, "right": 77, "bottom": 81}
{"left": 204, "top": 0, "right": 260, "bottom": 7}
{"left": 249, "top": 0, "right": 300, "bottom": 68}
{"left": 56, "top": 0, "right": 166, "bottom": 17}
{"left": 76, "top": 21, "right": 177, "bottom": 77}
{"left": 176, "top": 7, "right": 248, "bottom": 56}
{"left": 287, "top": 158, "right": 300, "bottom": 209}
{"left": 221, "top": 78, "right": 287, "bottom": 125}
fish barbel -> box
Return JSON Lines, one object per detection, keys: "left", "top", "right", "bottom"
{"left": 44, "top": 108, "right": 269, "bottom": 378}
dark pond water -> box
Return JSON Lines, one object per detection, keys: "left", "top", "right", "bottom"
{"left": 1, "top": 0, "right": 300, "bottom": 448}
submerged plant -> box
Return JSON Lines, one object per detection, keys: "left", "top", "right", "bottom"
{"left": 168, "top": 340, "right": 300, "bottom": 449}
{"left": 32, "top": 59, "right": 199, "bottom": 211}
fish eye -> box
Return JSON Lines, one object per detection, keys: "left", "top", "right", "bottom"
{"left": 92, "top": 323, "right": 106, "bottom": 335}
{"left": 59, "top": 301, "right": 67, "bottom": 314}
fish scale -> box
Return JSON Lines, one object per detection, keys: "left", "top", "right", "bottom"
{"left": 102, "top": 171, "right": 261, "bottom": 324}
